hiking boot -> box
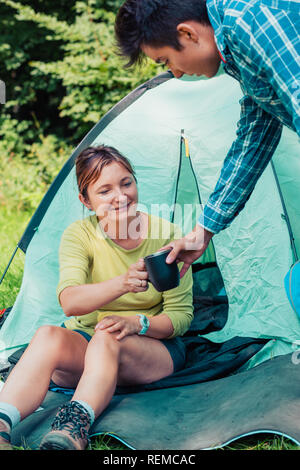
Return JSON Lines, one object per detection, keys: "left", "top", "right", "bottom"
{"left": 0, "top": 417, "right": 13, "bottom": 450}
{"left": 39, "top": 401, "right": 92, "bottom": 450}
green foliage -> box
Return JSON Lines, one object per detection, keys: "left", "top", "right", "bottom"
{"left": 6, "top": 0, "right": 162, "bottom": 139}
{"left": 0, "top": 0, "right": 162, "bottom": 216}
{"left": 1, "top": 0, "right": 162, "bottom": 144}
{"left": 0, "top": 0, "right": 71, "bottom": 135}
{"left": 0, "top": 206, "right": 28, "bottom": 307}
{"left": 0, "top": 115, "right": 71, "bottom": 212}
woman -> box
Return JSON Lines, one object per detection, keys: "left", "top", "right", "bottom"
{"left": 0, "top": 145, "right": 193, "bottom": 450}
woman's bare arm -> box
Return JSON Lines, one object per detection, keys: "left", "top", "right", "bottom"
{"left": 95, "top": 313, "right": 174, "bottom": 340}
{"left": 60, "top": 259, "right": 149, "bottom": 316}
{"left": 60, "top": 275, "right": 127, "bottom": 316}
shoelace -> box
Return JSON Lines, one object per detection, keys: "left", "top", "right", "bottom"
{"left": 51, "top": 402, "right": 91, "bottom": 441}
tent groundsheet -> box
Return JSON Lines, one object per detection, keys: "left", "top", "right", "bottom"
{"left": 10, "top": 353, "right": 300, "bottom": 450}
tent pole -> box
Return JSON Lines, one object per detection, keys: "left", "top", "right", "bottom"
{"left": 0, "top": 245, "right": 19, "bottom": 286}
{"left": 271, "top": 161, "right": 298, "bottom": 263}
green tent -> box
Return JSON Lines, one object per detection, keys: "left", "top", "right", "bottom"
{"left": 1, "top": 72, "right": 300, "bottom": 449}
{"left": 1, "top": 71, "right": 299, "bottom": 364}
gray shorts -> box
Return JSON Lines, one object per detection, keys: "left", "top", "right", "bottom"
{"left": 160, "top": 336, "right": 186, "bottom": 373}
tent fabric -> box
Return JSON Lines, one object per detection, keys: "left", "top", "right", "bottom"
{"left": 1, "top": 71, "right": 300, "bottom": 449}
{"left": 0, "top": 72, "right": 299, "bottom": 370}
{"left": 10, "top": 352, "right": 300, "bottom": 450}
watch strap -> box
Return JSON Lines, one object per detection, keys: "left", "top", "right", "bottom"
{"left": 136, "top": 314, "right": 150, "bottom": 335}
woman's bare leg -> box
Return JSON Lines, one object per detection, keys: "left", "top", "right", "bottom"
{"left": 0, "top": 325, "right": 175, "bottom": 449}
{"left": 1, "top": 325, "right": 174, "bottom": 422}
{"left": 72, "top": 329, "right": 174, "bottom": 418}
{"left": 71, "top": 328, "right": 121, "bottom": 417}
{"left": 0, "top": 325, "right": 88, "bottom": 419}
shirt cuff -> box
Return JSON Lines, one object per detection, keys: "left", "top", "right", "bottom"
{"left": 197, "top": 208, "right": 230, "bottom": 235}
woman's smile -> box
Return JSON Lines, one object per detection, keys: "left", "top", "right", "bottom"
{"left": 113, "top": 202, "right": 131, "bottom": 211}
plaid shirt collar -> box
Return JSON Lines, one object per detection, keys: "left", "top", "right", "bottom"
{"left": 206, "top": 0, "right": 228, "bottom": 61}
{"left": 207, "top": 0, "right": 299, "bottom": 61}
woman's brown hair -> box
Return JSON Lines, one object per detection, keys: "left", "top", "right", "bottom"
{"left": 75, "top": 145, "right": 137, "bottom": 199}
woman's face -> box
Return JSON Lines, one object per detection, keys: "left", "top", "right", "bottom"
{"left": 80, "top": 161, "right": 138, "bottom": 228}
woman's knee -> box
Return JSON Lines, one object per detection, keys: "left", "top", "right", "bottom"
{"left": 89, "top": 329, "right": 121, "bottom": 358}
{"left": 31, "top": 325, "right": 67, "bottom": 353}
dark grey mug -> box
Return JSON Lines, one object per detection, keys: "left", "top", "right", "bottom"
{"left": 144, "top": 249, "right": 180, "bottom": 292}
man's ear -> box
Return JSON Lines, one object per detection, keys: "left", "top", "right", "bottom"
{"left": 79, "top": 193, "right": 92, "bottom": 211}
{"left": 176, "top": 22, "right": 199, "bottom": 43}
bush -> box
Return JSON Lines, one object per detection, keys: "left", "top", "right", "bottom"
{"left": 0, "top": 123, "right": 71, "bottom": 213}
{"left": 0, "top": 0, "right": 162, "bottom": 214}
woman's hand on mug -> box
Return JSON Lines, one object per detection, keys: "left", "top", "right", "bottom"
{"left": 122, "top": 258, "right": 149, "bottom": 293}
{"left": 95, "top": 314, "right": 141, "bottom": 340}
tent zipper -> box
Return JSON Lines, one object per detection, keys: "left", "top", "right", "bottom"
{"left": 180, "top": 130, "right": 202, "bottom": 206}
{"left": 180, "top": 130, "right": 217, "bottom": 263}
{"left": 171, "top": 133, "right": 183, "bottom": 223}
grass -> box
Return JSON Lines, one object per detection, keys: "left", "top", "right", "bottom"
{"left": 90, "top": 432, "right": 300, "bottom": 451}
{"left": 0, "top": 206, "right": 299, "bottom": 451}
{"left": 0, "top": 206, "right": 29, "bottom": 308}
{"left": 89, "top": 432, "right": 299, "bottom": 451}
{"left": 221, "top": 433, "right": 299, "bottom": 451}
{"left": 90, "top": 434, "right": 129, "bottom": 451}
{"left": 9, "top": 433, "right": 300, "bottom": 451}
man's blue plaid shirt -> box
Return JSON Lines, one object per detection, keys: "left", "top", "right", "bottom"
{"left": 198, "top": 0, "right": 300, "bottom": 234}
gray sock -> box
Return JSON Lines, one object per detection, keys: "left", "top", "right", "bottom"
{"left": 0, "top": 402, "right": 21, "bottom": 429}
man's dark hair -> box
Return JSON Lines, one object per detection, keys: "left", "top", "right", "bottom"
{"left": 115, "top": 0, "right": 211, "bottom": 67}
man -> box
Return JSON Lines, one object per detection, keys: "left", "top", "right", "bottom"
{"left": 115, "top": 0, "right": 300, "bottom": 277}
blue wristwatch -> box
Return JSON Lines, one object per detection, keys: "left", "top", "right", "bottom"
{"left": 137, "top": 314, "right": 150, "bottom": 335}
